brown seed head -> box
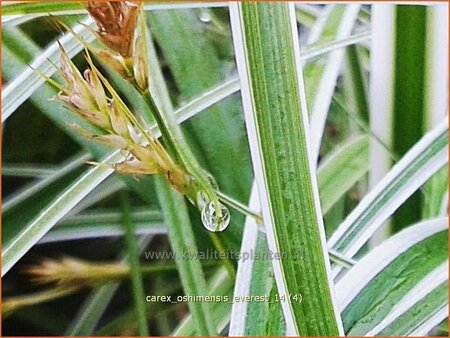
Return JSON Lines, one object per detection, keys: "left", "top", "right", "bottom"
{"left": 87, "top": 1, "right": 140, "bottom": 57}
{"left": 24, "top": 257, "right": 129, "bottom": 287}
{"left": 58, "top": 48, "right": 112, "bottom": 130}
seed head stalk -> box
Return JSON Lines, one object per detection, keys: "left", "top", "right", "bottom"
{"left": 57, "top": 1, "right": 234, "bottom": 231}
{"left": 110, "top": 7, "right": 227, "bottom": 230}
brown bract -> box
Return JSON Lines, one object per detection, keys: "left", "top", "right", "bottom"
{"left": 87, "top": 1, "right": 141, "bottom": 58}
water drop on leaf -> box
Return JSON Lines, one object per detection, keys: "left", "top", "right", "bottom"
{"left": 201, "top": 202, "right": 230, "bottom": 232}
{"left": 199, "top": 10, "right": 212, "bottom": 23}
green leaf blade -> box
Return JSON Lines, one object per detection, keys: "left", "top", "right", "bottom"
{"left": 336, "top": 218, "right": 448, "bottom": 335}
{"left": 230, "top": 3, "right": 342, "bottom": 335}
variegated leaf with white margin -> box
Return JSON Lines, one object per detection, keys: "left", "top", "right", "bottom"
{"left": 227, "top": 67, "right": 370, "bottom": 335}
{"left": 2, "top": 150, "right": 119, "bottom": 276}
{"left": 3, "top": 153, "right": 90, "bottom": 213}
{"left": 227, "top": 25, "right": 372, "bottom": 330}
{"left": 230, "top": 2, "right": 343, "bottom": 335}
{"left": 171, "top": 268, "right": 233, "bottom": 336}
{"left": 221, "top": 136, "right": 370, "bottom": 335}
{"left": 39, "top": 208, "right": 165, "bottom": 244}
{"left": 329, "top": 119, "right": 448, "bottom": 277}
{"left": 408, "top": 303, "right": 448, "bottom": 336}
{"left": 336, "top": 217, "right": 448, "bottom": 335}
{"left": 229, "top": 185, "right": 260, "bottom": 336}
{"left": 368, "top": 262, "right": 448, "bottom": 336}
{"left": 229, "top": 184, "right": 285, "bottom": 336}
{"left": 302, "top": 4, "right": 361, "bottom": 163}
{"left": 2, "top": 17, "right": 95, "bottom": 122}
{"left": 228, "top": 138, "right": 369, "bottom": 335}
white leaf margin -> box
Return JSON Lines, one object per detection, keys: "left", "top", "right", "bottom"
{"left": 336, "top": 217, "right": 448, "bottom": 310}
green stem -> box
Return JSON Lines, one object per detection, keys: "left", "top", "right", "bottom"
{"left": 209, "top": 233, "right": 236, "bottom": 280}
{"left": 344, "top": 45, "right": 369, "bottom": 123}
{"left": 140, "top": 261, "right": 220, "bottom": 275}
{"left": 141, "top": 88, "right": 180, "bottom": 163}
{"left": 135, "top": 10, "right": 223, "bottom": 221}
{"left": 155, "top": 177, "right": 216, "bottom": 336}
{"left": 140, "top": 88, "right": 222, "bottom": 220}
{"left": 3, "top": 287, "right": 80, "bottom": 317}
{"left": 216, "top": 190, "right": 263, "bottom": 224}
{"left": 218, "top": 191, "right": 356, "bottom": 269}
{"left": 120, "top": 192, "right": 149, "bottom": 337}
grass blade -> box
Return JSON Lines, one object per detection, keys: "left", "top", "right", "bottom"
{"left": 229, "top": 186, "right": 260, "bottom": 336}
{"left": 2, "top": 25, "right": 41, "bottom": 63}
{"left": 203, "top": 131, "right": 369, "bottom": 335}
{"left": 40, "top": 222, "right": 165, "bottom": 244}
{"left": 155, "top": 179, "right": 215, "bottom": 335}
{"left": 2, "top": 164, "right": 56, "bottom": 178}
{"left": 390, "top": 6, "right": 429, "bottom": 230}
{"left": 409, "top": 307, "right": 448, "bottom": 336}
{"left": 343, "top": 45, "right": 369, "bottom": 123}
{"left": 39, "top": 208, "right": 164, "bottom": 243}
{"left": 66, "top": 284, "right": 122, "bottom": 335}
{"left": 423, "top": 166, "right": 448, "bottom": 218}
{"left": 318, "top": 135, "right": 369, "bottom": 214}
{"left": 241, "top": 234, "right": 285, "bottom": 336}
{"left": 148, "top": 7, "right": 252, "bottom": 209}
{"left": 368, "top": 3, "right": 395, "bottom": 183}
{"left": 295, "top": 4, "right": 320, "bottom": 27}
{"left": 68, "top": 177, "right": 126, "bottom": 216}
{"left": 367, "top": 4, "right": 396, "bottom": 245}
{"left": 304, "top": 4, "right": 361, "bottom": 162}
{"left": 302, "top": 30, "right": 371, "bottom": 62}
{"left": 424, "top": 4, "right": 448, "bottom": 129}
{"left": 171, "top": 268, "right": 233, "bottom": 336}
{"left": 230, "top": 3, "right": 342, "bottom": 335}
{"left": 368, "top": 263, "right": 447, "bottom": 335}
{"left": 120, "top": 193, "right": 149, "bottom": 336}
{"left": 2, "top": 152, "right": 120, "bottom": 276}
{"left": 328, "top": 119, "right": 448, "bottom": 263}
{"left": 422, "top": 5, "right": 449, "bottom": 220}
{"left": 145, "top": 27, "right": 216, "bottom": 335}
{"left": 3, "top": 152, "right": 90, "bottom": 213}
{"left": 336, "top": 217, "right": 448, "bottom": 335}
{"left": 2, "top": 156, "right": 105, "bottom": 248}
{"left": 2, "top": 17, "right": 95, "bottom": 122}
{"left": 1, "top": 1, "right": 85, "bottom": 16}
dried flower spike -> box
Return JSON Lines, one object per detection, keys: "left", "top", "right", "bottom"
{"left": 55, "top": 47, "right": 192, "bottom": 197}
{"left": 87, "top": 1, "right": 140, "bottom": 58}
{"left": 133, "top": 33, "right": 149, "bottom": 91}
{"left": 58, "top": 47, "right": 111, "bottom": 130}
{"left": 86, "top": 2, "right": 229, "bottom": 231}
{"left": 47, "top": 12, "right": 231, "bottom": 232}
{"left": 24, "top": 257, "right": 129, "bottom": 287}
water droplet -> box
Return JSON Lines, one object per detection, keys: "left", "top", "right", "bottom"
{"left": 196, "top": 191, "right": 208, "bottom": 210}
{"left": 201, "top": 202, "right": 230, "bottom": 232}
{"left": 199, "top": 10, "right": 211, "bottom": 23}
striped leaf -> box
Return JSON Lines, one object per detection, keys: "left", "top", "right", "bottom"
{"left": 230, "top": 3, "right": 342, "bottom": 335}
{"left": 336, "top": 218, "right": 448, "bottom": 335}
{"left": 329, "top": 119, "right": 448, "bottom": 265}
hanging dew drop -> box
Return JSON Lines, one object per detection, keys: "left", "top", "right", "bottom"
{"left": 198, "top": 10, "right": 212, "bottom": 23}
{"left": 201, "top": 202, "right": 230, "bottom": 232}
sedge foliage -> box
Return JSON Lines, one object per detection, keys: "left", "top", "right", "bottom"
{"left": 1, "top": 2, "right": 448, "bottom": 337}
